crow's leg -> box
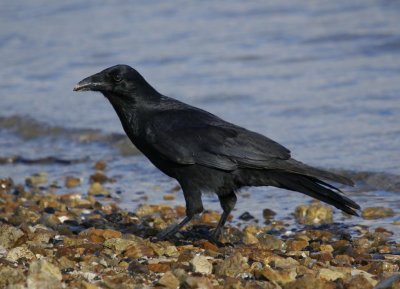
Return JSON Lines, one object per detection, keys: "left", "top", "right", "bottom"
{"left": 212, "top": 192, "right": 237, "bottom": 239}
{"left": 156, "top": 216, "right": 192, "bottom": 240}
{"left": 156, "top": 186, "right": 203, "bottom": 240}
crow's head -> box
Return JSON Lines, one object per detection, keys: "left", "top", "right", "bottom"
{"left": 74, "top": 65, "right": 155, "bottom": 99}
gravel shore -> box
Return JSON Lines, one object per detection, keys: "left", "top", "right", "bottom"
{"left": 0, "top": 162, "right": 399, "bottom": 289}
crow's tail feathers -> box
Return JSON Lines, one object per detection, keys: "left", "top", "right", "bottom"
{"left": 272, "top": 173, "right": 360, "bottom": 216}
{"left": 276, "top": 159, "right": 354, "bottom": 187}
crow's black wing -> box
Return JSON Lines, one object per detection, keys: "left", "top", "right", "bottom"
{"left": 145, "top": 108, "right": 291, "bottom": 171}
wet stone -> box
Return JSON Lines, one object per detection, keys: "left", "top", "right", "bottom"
{"left": 163, "top": 194, "right": 175, "bottom": 201}
{"left": 239, "top": 211, "right": 255, "bottom": 221}
{"left": 88, "top": 182, "right": 110, "bottom": 196}
{"left": 0, "top": 177, "right": 14, "bottom": 193}
{"left": 65, "top": 176, "right": 81, "bottom": 188}
{"left": 90, "top": 172, "right": 113, "bottom": 184}
{"left": 262, "top": 208, "right": 277, "bottom": 220}
{"left": 295, "top": 203, "right": 333, "bottom": 224}
{"left": 25, "top": 172, "right": 48, "bottom": 187}
{"left": 94, "top": 160, "right": 107, "bottom": 171}
{"left": 362, "top": 207, "right": 395, "bottom": 219}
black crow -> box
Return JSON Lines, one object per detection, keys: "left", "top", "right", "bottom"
{"left": 74, "top": 64, "right": 360, "bottom": 240}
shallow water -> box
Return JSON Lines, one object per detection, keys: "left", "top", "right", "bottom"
{"left": 0, "top": 1, "right": 399, "bottom": 234}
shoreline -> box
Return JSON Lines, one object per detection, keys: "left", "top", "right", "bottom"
{"left": 0, "top": 164, "right": 399, "bottom": 289}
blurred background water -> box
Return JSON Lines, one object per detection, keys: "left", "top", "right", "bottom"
{"left": 0, "top": 0, "right": 399, "bottom": 233}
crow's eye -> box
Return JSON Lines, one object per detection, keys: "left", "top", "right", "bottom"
{"left": 113, "top": 74, "right": 122, "bottom": 82}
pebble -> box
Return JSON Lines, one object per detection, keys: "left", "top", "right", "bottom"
{"left": 0, "top": 223, "right": 24, "bottom": 249}
{"left": 158, "top": 271, "right": 180, "bottom": 288}
{"left": 6, "top": 245, "right": 36, "bottom": 262}
{"left": 65, "top": 176, "right": 81, "bottom": 188}
{"left": 284, "top": 274, "right": 336, "bottom": 289}
{"left": 239, "top": 211, "right": 255, "bottom": 221}
{"left": 80, "top": 228, "right": 122, "bottom": 243}
{"left": 190, "top": 255, "right": 213, "bottom": 275}
{"left": 214, "top": 252, "right": 248, "bottom": 277}
{"left": 25, "top": 172, "right": 48, "bottom": 187}
{"left": 258, "top": 233, "right": 285, "bottom": 251}
{"left": 94, "top": 160, "right": 107, "bottom": 171}
{"left": 362, "top": 207, "right": 395, "bottom": 219}
{"left": 286, "top": 239, "right": 309, "bottom": 251}
{"left": 90, "top": 172, "right": 112, "bottom": 184}
{"left": 0, "top": 266, "right": 25, "bottom": 288}
{"left": 184, "top": 276, "right": 213, "bottom": 289}
{"left": 262, "top": 208, "right": 277, "bottom": 220}
{"left": 88, "top": 182, "right": 110, "bottom": 196}
{"left": 295, "top": 202, "right": 333, "bottom": 224}
{"left": 257, "top": 266, "right": 297, "bottom": 285}
{"left": 317, "top": 268, "right": 346, "bottom": 281}
{"left": 27, "top": 259, "right": 62, "bottom": 289}
{"left": 243, "top": 231, "right": 259, "bottom": 245}
{"left": 163, "top": 194, "right": 175, "bottom": 201}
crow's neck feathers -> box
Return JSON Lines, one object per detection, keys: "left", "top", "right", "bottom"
{"left": 105, "top": 84, "right": 164, "bottom": 139}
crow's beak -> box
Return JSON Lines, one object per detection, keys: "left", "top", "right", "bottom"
{"left": 73, "top": 72, "right": 107, "bottom": 92}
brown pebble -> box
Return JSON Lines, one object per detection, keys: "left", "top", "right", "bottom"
{"left": 163, "top": 194, "right": 176, "bottom": 201}
{"left": 148, "top": 263, "right": 171, "bottom": 273}
{"left": 258, "top": 233, "right": 285, "bottom": 251}
{"left": 362, "top": 207, "right": 395, "bottom": 219}
{"left": 319, "top": 244, "right": 334, "bottom": 253}
{"left": 214, "top": 252, "right": 248, "bottom": 277}
{"left": 345, "top": 274, "right": 376, "bottom": 289}
{"left": 200, "top": 211, "right": 220, "bottom": 224}
{"left": 310, "top": 251, "right": 333, "bottom": 262}
{"left": 286, "top": 239, "right": 309, "bottom": 252}
{"left": 175, "top": 206, "right": 186, "bottom": 217}
{"left": 158, "top": 271, "right": 180, "bottom": 289}
{"left": 89, "top": 172, "right": 111, "bottom": 184}
{"left": 262, "top": 208, "right": 276, "bottom": 220}
{"left": 256, "top": 267, "right": 297, "bottom": 285}
{"left": 333, "top": 254, "right": 354, "bottom": 266}
{"left": 198, "top": 240, "right": 219, "bottom": 252}
{"left": 64, "top": 176, "right": 81, "bottom": 188}
{"left": 94, "top": 160, "right": 107, "bottom": 171}
{"left": 124, "top": 241, "right": 155, "bottom": 258}
{"left": 80, "top": 228, "right": 121, "bottom": 243}
{"left": 283, "top": 274, "right": 336, "bottom": 289}
{"left": 184, "top": 276, "right": 213, "bottom": 289}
